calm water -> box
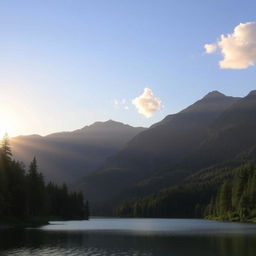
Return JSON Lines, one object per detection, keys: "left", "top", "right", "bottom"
{"left": 1, "top": 218, "right": 256, "bottom": 255}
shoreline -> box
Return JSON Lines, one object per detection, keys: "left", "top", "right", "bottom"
{"left": 205, "top": 215, "right": 256, "bottom": 224}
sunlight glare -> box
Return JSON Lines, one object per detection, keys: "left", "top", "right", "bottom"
{"left": 0, "top": 113, "right": 15, "bottom": 138}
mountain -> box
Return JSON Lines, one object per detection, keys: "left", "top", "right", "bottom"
{"left": 188, "top": 90, "right": 256, "bottom": 168}
{"left": 116, "top": 147, "right": 256, "bottom": 219}
{"left": 122, "top": 90, "right": 239, "bottom": 166}
{"left": 10, "top": 120, "right": 146, "bottom": 183}
{"left": 117, "top": 90, "right": 256, "bottom": 217}
{"left": 76, "top": 91, "right": 241, "bottom": 213}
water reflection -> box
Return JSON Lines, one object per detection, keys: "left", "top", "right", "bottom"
{"left": 1, "top": 219, "right": 256, "bottom": 256}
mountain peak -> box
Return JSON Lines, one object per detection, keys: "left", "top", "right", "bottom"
{"left": 91, "top": 120, "right": 126, "bottom": 128}
{"left": 247, "top": 90, "right": 256, "bottom": 97}
{"left": 203, "top": 91, "right": 226, "bottom": 99}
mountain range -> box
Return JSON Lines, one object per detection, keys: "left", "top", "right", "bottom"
{"left": 10, "top": 120, "right": 145, "bottom": 183}
{"left": 75, "top": 90, "right": 256, "bottom": 214}
{"left": 10, "top": 90, "right": 256, "bottom": 216}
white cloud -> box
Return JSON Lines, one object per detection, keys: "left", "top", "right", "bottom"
{"left": 132, "top": 88, "right": 162, "bottom": 118}
{"left": 113, "top": 99, "right": 129, "bottom": 110}
{"left": 204, "top": 43, "right": 217, "bottom": 54}
{"left": 113, "top": 99, "right": 119, "bottom": 109}
{"left": 204, "top": 22, "right": 256, "bottom": 69}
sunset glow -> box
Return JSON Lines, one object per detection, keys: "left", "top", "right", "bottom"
{"left": 0, "top": 110, "right": 17, "bottom": 138}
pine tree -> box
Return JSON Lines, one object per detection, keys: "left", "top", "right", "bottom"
{"left": 84, "top": 200, "right": 90, "bottom": 220}
{"left": 28, "top": 157, "right": 37, "bottom": 177}
{"left": 219, "top": 181, "right": 232, "bottom": 217}
{"left": 0, "top": 133, "right": 12, "bottom": 164}
{"left": 27, "top": 157, "right": 46, "bottom": 217}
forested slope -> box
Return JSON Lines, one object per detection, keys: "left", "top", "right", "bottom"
{"left": 78, "top": 91, "right": 240, "bottom": 213}
{"left": 0, "top": 134, "right": 89, "bottom": 227}
{"left": 79, "top": 90, "right": 256, "bottom": 217}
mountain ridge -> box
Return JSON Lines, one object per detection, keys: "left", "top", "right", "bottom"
{"left": 10, "top": 120, "right": 146, "bottom": 183}
{"left": 76, "top": 91, "right": 243, "bottom": 214}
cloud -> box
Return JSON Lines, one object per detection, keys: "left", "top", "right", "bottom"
{"left": 113, "top": 99, "right": 120, "bottom": 109}
{"left": 204, "top": 44, "right": 217, "bottom": 54}
{"left": 113, "top": 99, "right": 129, "bottom": 110}
{"left": 204, "top": 22, "right": 256, "bottom": 69}
{"left": 132, "top": 88, "right": 162, "bottom": 118}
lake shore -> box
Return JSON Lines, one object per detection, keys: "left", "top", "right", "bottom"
{"left": 2, "top": 218, "right": 256, "bottom": 255}
{"left": 0, "top": 217, "right": 49, "bottom": 229}
{"left": 205, "top": 215, "right": 256, "bottom": 223}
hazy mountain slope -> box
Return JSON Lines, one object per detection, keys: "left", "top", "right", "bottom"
{"left": 121, "top": 91, "right": 239, "bottom": 166}
{"left": 114, "top": 90, "right": 256, "bottom": 206}
{"left": 116, "top": 145, "right": 256, "bottom": 219}
{"left": 77, "top": 91, "right": 240, "bottom": 212}
{"left": 10, "top": 120, "right": 146, "bottom": 183}
{"left": 187, "top": 90, "right": 256, "bottom": 168}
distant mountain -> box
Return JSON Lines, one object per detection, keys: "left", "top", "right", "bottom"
{"left": 10, "top": 120, "right": 146, "bottom": 183}
{"left": 107, "top": 90, "right": 256, "bottom": 219}
{"left": 122, "top": 90, "right": 239, "bottom": 166}
{"left": 76, "top": 91, "right": 241, "bottom": 214}
{"left": 192, "top": 90, "right": 256, "bottom": 166}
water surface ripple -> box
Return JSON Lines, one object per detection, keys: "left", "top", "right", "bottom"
{"left": 1, "top": 218, "right": 256, "bottom": 256}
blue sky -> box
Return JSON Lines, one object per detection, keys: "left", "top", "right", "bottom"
{"left": 0, "top": 0, "right": 256, "bottom": 136}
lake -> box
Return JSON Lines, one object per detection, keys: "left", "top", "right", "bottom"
{"left": 1, "top": 218, "right": 256, "bottom": 255}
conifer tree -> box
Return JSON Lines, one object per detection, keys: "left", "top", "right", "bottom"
{"left": 27, "top": 157, "right": 46, "bottom": 217}
{"left": 0, "top": 133, "right": 12, "bottom": 164}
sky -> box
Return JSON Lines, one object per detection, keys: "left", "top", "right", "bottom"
{"left": 0, "top": 0, "right": 256, "bottom": 137}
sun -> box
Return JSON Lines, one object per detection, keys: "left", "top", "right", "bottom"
{"left": 0, "top": 109, "right": 21, "bottom": 138}
{"left": 0, "top": 117, "right": 12, "bottom": 139}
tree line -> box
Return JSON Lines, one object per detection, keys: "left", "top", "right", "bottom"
{"left": 0, "top": 134, "right": 89, "bottom": 225}
{"left": 116, "top": 163, "right": 256, "bottom": 222}
{"left": 205, "top": 163, "right": 256, "bottom": 221}
{"left": 115, "top": 182, "right": 215, "bottom": 218}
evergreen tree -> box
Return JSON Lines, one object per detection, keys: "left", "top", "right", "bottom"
{"left": 0, "top": 142, "right": 89, "bottom": 225}
{"left": 218, "top": 181, "right": 232, "bottom": 218}
{"left": 0, "top": 133, "right": 12, "bottom": 164}
{"left": 27, "top": 157, "right": 46, "bottom": 217}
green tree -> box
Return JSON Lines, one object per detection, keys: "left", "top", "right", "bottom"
{"left": 27, "top": 157, "right": 47, "bottom": 217}
{"left": 218, "top": 181, "right": 232, "bottom": 218}
{"left": 0, "top": 133, "right": 12, "bottom": 165}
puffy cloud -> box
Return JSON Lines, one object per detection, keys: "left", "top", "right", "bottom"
{"left": 205, "top": 22, "right": 256, "bottom": 69}
{"left": 132, "top": 88, "right": 162, "bottom": 118}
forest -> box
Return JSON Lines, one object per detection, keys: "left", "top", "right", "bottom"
{"left": 116, "top": 163, "right": 256, "bottom": 222}
{"left": 0, "top": 134, "right": 89, "bottom": 227}
{"left": 205, "top": 163, "right": 256, "bottom": 221}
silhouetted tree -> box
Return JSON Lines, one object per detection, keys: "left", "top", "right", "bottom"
{"left": 0, "top": 133, "right": 12, "bottom": 165}
{"left": 0, "top": 135, "right": 89, "bottom": 225}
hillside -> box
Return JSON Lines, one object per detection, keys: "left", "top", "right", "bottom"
{"left": 116, "top": 149, "right": 256, "bottom": 220}
{"left": 76, "top": 91, "right": 242, "bottom": 214}
{"left": 187, "top": 90, "right": 256, "bottom": 168}
{"left": 114, "top": 90, "right": 256, "bottom": 218}
{"left": 10, "top": 120, "right": 146, "bottom": 183}
{"left": 131, "top": 90, "right": 256, "bottom": 199}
